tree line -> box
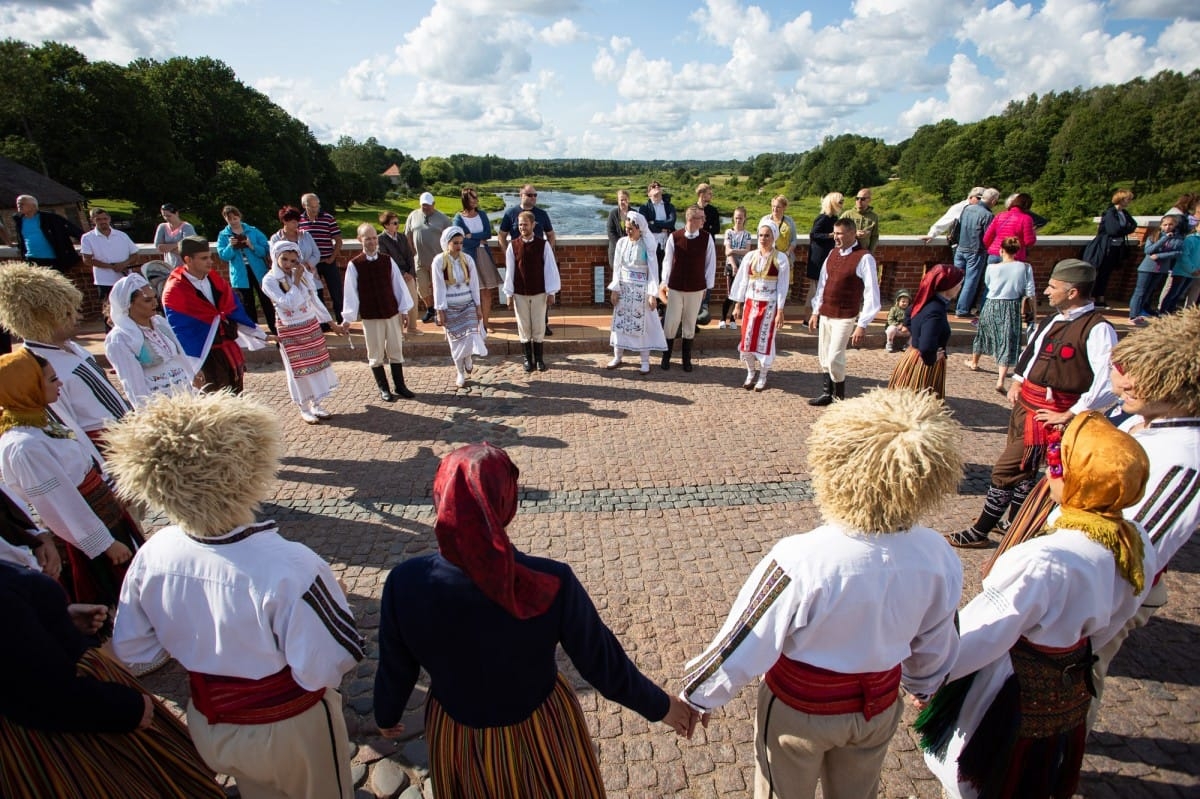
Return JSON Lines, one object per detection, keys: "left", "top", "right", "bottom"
{"left": 3, "top": 38, "right": 1196, "bottom": 237}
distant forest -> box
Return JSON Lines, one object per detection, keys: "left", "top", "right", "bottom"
{"left": 2, "top": 38, "right": 1197, "bottom": 235}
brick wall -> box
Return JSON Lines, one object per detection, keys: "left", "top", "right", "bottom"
{"left": 0, "top": 231, "right": 1154, "bottom": 320}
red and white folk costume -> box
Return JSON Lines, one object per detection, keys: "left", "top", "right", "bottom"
{"left": 730, "top": 220, "right": 790, "bottom": 390}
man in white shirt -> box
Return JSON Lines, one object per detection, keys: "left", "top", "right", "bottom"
{"left": 659, "top": 205, "right": 716, "bottom": 372}
{"left": 807, "top": 219, "right": 881, "bottom": 405}
{"left": 682, "top": 389, "right": 963, "bottom": 799}
{"left": 80, "top": 208, "right": 138, "bottom": 310}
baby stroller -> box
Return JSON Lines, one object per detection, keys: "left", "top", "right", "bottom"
{"left": 141, "top": 260, "right": 172, "bottom": 312}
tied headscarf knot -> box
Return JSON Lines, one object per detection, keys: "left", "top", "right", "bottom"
{"left": 432, "top": 443, "right": 560, "bottom": 619}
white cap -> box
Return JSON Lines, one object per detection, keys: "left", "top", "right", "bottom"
{"left": 419, "top": 192, "right": 435, "bottom": 206}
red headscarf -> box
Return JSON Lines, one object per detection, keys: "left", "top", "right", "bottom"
{"left": 433, "top": 443, "right": 561, "bottom": 619}
{"left": 909, "top": 263, "right": 965, "bottom": 317}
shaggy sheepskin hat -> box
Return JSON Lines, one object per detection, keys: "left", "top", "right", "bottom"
{"left": 104, "top": 392, "right": 282, "bottom": 538}
{"left": 0, "top": 261, "right": 83, "bottom": 342}
{"left": 808, "top": 389, "right": 963, "bottom": 533}
{"left": 1112, "top": 306, "right": 1200, "bottom": 417}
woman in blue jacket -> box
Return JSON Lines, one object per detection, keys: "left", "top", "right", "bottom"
{"left": 216, "top": 205, "right": 275, "bottom": 336}
{"left": 1128, "top": 214, "right": 1184, "bottom": 326}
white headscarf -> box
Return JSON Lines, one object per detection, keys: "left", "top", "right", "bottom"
{"left": 440, "top": 225, "right": 465, "bottom": 251}
{"left": 269, "top": 239, "right": 308, "bottom": 288}
{"left": 758, "top": 220, "right": 780, "bottom": 243}
{"left": 625, "top": 210, "right": 653, "bottom": 243}
{"left": 109, "top": 272, "right": 153, "bottom": 340}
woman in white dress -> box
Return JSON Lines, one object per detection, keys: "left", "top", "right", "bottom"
{"left": 0, "top": 348, "right": 141, "bottom": 609}
{"left": 104, "top": 273, "right": 196, "bottom": 408}
{"left": 605, "top": 210, "right": 667, "bottom": 374}
{"left": 432, "top": 226, "right": 488, "bottom": 389}
{"left": 920, "top": 411, "right": 1156, "bottom": 799}
{"left": 730, "top": 220, "right": 790, "bottom": 391}
{"left": 261, "top": 240, "right": 345, "bottom": 423}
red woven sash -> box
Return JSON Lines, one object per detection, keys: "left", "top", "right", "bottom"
{"left": 189, "top": 666, "right": 323, "bottom": 725}
{"left": 1019, "top": 380, "right": 1078, "bottom": 449}
{"left": 765, "top": 657, "right": 901, "bottom": 720}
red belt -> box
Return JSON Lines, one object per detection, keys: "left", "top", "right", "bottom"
{"left": 765, "top": 657, "right": 901, "bottom": 720}
{"left": 189, "top": 666, "right": 323, "bottom": 725}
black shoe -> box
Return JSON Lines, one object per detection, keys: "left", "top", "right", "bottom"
{"left": 808, "top": 374, "right": 833, "bottom": 406}
{"left": 681, "top": 338, "right": 694, "bottom": 372}
{"left": 544, "top": 325, "right": 553, "bottom": 336}
{"left": 390, "top": 363, "right": 415, "bottom": 399}
{"left": 660, "top": 341, "right": 674, "bottom": 370}
{"left": 833, "top": 381, "right": 845, "bottom": 400}
{"left": 534, "top": 342, "right": 547, "bottom": 372}
{"left": 422, "top": 307, "right": 436, "bottom": 323}
{"left": 522, "top": 342, "right": 534, "bottom": 373}
{"left": 371, "top": 366, "right": 397, "bottom": 402}
{"left": 379, "top": 389, "right": 398, "bottom": 402}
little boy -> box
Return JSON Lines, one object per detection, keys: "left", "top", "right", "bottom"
{"left": 885, "top": 289, "right": 911, "bottom": 352}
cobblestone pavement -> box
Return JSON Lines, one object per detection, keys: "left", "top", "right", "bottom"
{"left": 138, "top": 344, "right": 1199, "bottom": 798}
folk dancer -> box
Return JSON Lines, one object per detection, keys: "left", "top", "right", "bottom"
{"left": 503, "top": 210, "right": 561, "bottom": 373}
{"left": 682, "top": 390, "right": 964, "bottom": 799}
{"left": 659, "top": 205, "right": 716, "bottom": 372}
{"left": 431, "top": 226, "right": 488, "bottom": 389}
{"left": 342, "top": 222, "right": 416, "bottom": 402}
{"left": 110, "top": 392, "right": 364, "bottom": 799}
{"left": 104, "top": 272, "right": 197, "bottom": 408}
{"left": 730, "top": 220, "right": 790, "bottom": 391}
{"left": 605, "top": 210, "right": 667, "bottom": 374}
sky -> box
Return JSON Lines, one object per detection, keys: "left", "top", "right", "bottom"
{"left": 4, "top": 0, "right": 1199, "bottom": 161}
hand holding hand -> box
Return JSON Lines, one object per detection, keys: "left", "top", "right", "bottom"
{"left": 67, "top": 603, "right": 108, "bottom": 634}
{"left": 35, "top": 532, "right": 62, "bottom": 578}
{"left": 662, "top": 695, "right": 700, "bottom": 739}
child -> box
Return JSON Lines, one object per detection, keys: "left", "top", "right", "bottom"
{"left": 885, "top": 289, "right": 911, "bottom": 352}
{"left": 720, "top": 206, "right": 752, "bottom": 329}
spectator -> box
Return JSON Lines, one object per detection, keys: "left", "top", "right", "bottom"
{"left": 983, "top": 192, "right": 1037, "bottom": 264}
{"left": 152, "top": 203, "right": 195, "bottom": 268}
{"left": 839, "top": 189, "right": 879, "bottom": 253}
{"left": 269, "top": 205, "right": 322, "bottom": 282}
{"left": 638, "top": 181, "right": 676, "bottom": 268}
{"left": 12, "top": 194, "right": 83, "bottom": 273}
{"left": 80, "top": 207, "right": 138, "bottom": 310}
{"left": 921, "top": 187, "right": 985, "bottom": 244}
{"left": 953, "top": 188, "right": 1000, "bottom": 318}
{"left": 721, "top": 206, "right": 752, "bottom": 328}
{"left": 605, "top": 189, "right": 633, "bottom": 290}
{"left": 378, "top": 210, "right": 420, "bottom": 334}
{"left": 298, "top": 193, "right": 344, "bottom": 327}
{"left": 1128, "top": 215, "right": 1184, "bottom": 326}
{"left": 1082, "top": 189, "right": 1138, "bottom": 309}
{"left": 405, "top": 192, "right": 452, "bottom": 324}
{"left": 216, "top": 205, "right": 275, "bottom": 337}
{"left": 964, "top": 236, "right": 1037, "bottom": 394}
{"left": 763, "top": 194, "right": 798, "bottom": 265}
{"left": 806, "top": 192, "right": 843, "bottom": 285}
{"left": 452, "top": 188, "right": 500, "bottom": 333}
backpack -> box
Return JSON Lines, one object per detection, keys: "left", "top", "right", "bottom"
{"left": 945, "top": 216, "right": 961, "bottom": 248}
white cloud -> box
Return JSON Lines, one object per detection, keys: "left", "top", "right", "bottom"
{"left": 898, "top": 54, "right": 1005, "bottom": 130}
{"left": 1152, "top": 19, "right": 1200, "bottom": 71}
{"left": 538, "top": 18, "right": 583, "bottom": 45}
{"left": 1111, "top": 0, "right": 1200, "bottom": 20}
{"left": 341, "top": 59, "right": 388, "bottom": 102}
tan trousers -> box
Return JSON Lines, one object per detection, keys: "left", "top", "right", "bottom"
{"left": 1089, "top": 579, "right": 1168, "bottom": 729}
{"left": 402, "top": 273, "right": 419, "bottom": 331}
{"left": 187, "top": 688, "right": 352, "bottom": 799}
{"left": 664, "top": 288, "right": 705, "bottom": 340}
{"left": 817, "top": 316, "right": 858, "bottom": 382}
{"left": 512, "top": 293, "right": 548, "bottom": 343}
{"left": 753, "top": 682, "right": 902, "bottom": 799}
{"left": 362, "top": 315, "right": 405, "bottom": 367}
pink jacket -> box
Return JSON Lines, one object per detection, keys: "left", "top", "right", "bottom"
{"left": 983, "top": 209, "right": 1036, "bottom": 260}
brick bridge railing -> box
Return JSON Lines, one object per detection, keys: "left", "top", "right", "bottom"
{"left": 0, "top": 231, "right": 1152, "bottom": 321}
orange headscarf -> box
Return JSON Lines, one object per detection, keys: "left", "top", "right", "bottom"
{"left": 1048, "top": 412, "right": 1149, "bottom": 593}
{"left": 0, "top": 348, "right": 50, "bottom": 436}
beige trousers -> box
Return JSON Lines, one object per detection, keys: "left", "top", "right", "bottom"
{"left": 664, "top": 288, "right": 705, "bottom": 340}
{"left": 817, "top": 316, "right": 858, "bottom": 382}
{"left": 186, "top": 688, "right": 352, "bottom": 799}
{"left": 512, "top": 293, "right": 548, "bottom": 343}
{"left": 402, "top": 273, "right": 419, "bottom": 331}
{"left": 753, "top": 682, "right": 902, "bottom": 799}
{"left": 362, "top": 315, "right": 405, "bottom": 367}
{"left": 1089, "top": 579, "right": 1168, "bottom": 729}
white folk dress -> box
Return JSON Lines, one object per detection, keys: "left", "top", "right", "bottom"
{"left": 607, "top": 236, "right": 668, "bottom": 352}
{"left": 261, "top": 270, "right": 338, "bottom": 407}
{"left": 104, "top": 317, "right": 195, "bottom": 408}
{"left": 730, "top": 250, "right": 790, "bottom": 368}
{"left": 431, "top": 253, "right": 488, "bottom": 366}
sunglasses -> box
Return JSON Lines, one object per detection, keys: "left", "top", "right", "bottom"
{"left": 856, "top": 196, "right": 870, "bottom": 201}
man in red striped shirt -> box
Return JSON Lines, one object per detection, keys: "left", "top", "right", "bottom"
{"left": 299, "top": 193, "right": 344, "bottom": 329}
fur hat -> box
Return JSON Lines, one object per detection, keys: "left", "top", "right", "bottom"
{"left": 0, "top": 261, "right": 83, "bottom": 342}
{"left": 1112, "top": 306, "right": 1200, "bottom": 416}
{"left": 808, "top": 389, "right": 963, "bottom": 533}
{"left": 104, "top": 392, "right": 283, "bottom": 538}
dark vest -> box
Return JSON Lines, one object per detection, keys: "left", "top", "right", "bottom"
{"left": 821, "top": 247, "right": 868, "bottom": 319}
{"left": 351, "top": 253, "right": 400, "bottom": 320}
{"left": 512, "top": 237, "right": 547, "bottom": 295}
{"left": 668, "top": 230, "right": 711, "bottom": 292}
{"left": 1016, "top": 310, "right": 1110, "bottom": 394}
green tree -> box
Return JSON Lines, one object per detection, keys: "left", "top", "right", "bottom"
{"left": 419, "top": 156, "right": 454, "bottom": 186}
{"left": 201, "top": 160, "right": 275, "bottom": 236}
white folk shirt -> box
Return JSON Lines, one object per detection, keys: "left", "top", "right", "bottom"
{"left": 682, "top": 524, "right": 962, "bottom": 711}
{"left": 341, "top": 254, "right": 414, "bottom": 324}
{"left": 1123, "top": 419, "right": 1200, "bottom": 572}
{"left": 730, "top": 250, "right": 791, "bottom": 306}
{"left": 1014, "top": 302, "right": 1117, "bottom": 414}
{"left": 503, "top": 238, "right": 562, "bottom": 296}
{"left": 23, "top": 340, "right": 131, "bottom": 433}
{"left": 431, "top": 254, "right": 482, "bottom": 310}
{"left": 0, "top": 428, "right": 114, "bottom": 559}
{"left": 810, "top": 246, "right": 882, "bottom": 328}
{"left": 81, "top": 228, "right": 138, "bottom": 287}
{"left": 113, "top": 522, "right": 364, "bottom": 692}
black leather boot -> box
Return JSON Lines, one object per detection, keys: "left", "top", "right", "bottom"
{"left": 522, "top": 341, "right": 534, "bottom": 373}
{"left": 681, "top": 338, "right": 694, "bottom": 372}
{"left": 534, "top": 342, "right": 547, "bottom": 372}
{"left": 661, "top": 339, "right": 674, "bottom": 370}
{"left": 833, "top": 380, "right": 845, "bottom": 400}
{"left": 390, "top": 363, "right": 415, "bottom": 399}
{"left": 372, "top": 366, "right": 397, "bottom": 402}
{"left": 808, "top": 374, "right": 833, "bottom": 406}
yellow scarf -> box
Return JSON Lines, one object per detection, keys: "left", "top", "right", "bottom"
{"left": 442, "top": 252, "right": 471, "bottom": 287}
{"left": 0, "top": 349, "right": 51, "bottom": 438}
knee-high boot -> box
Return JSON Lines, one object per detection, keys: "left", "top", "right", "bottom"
{"left": 681, "top": 338, "right": 694, "bottom": 372}
{"left": 661, "top": 338, "right": 674, "bottom": 370}
{"left": 389, "top": 363, "right": 415, "bottom": 399}
{"left": 372, "top": 366, "right": 397, "bottom": 402}
{"left": 521, "top": 341, "right": 534, "bottom": 373}
{"left": 533, "top": 342, "right": 547, "bottom": 372}
{"left": 808, "top": 374, "right": 833, "bottom": 406}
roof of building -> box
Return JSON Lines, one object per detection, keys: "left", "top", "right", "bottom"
{"left": 0, "top": 156, "right": 85, "bottom": 209}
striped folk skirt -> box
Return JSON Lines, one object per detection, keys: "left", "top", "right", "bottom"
{"left": 426, "top": 673, "right": 606, "bottom": 798}
{"left": 887, "top": 347, "right": 947, "bottom": 399}
{"left": 0, "top": 649, "right": 223, "bottom": 798}
{"left": 60, "top": 466, "right": 144, "bottom": 611}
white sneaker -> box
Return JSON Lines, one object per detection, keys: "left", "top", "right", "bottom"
{"left": 605, "top": 357, "right": 621, "bottom": 370}
{"left": 310, "top": 402, "right": 331, "bottom": 419}
{"left": 299, "top": 409, "right": 319, "bottom": 424}
{"left": 729, "top": 320, "right": 738, "bottom": 330}
{"left": 754, "top": 376, "right": 768, "bottom": 392}
{"left": 718, "top": 321, "right": 727, "bottom": 329}
{"left": 455, "top": 372, "right": 466, "bottom": 388}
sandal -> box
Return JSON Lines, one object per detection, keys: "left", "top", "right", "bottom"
{"left": 962, "top": 359, "right": 981, "bottom": 372}
{"left": 946, "top": 529, "right": 991, "bottom": 549}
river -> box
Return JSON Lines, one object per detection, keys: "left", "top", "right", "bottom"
{"left": 493, "top": 190, "right": 614, "bottom": 235}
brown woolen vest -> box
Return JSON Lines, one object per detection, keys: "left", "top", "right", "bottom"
{"left": 511, "top": 237, "right": 547, "bottom": 295}
{"left": 1015, "top": 311, "right": 1110, "bottom": 394}
{"left": 668, "top": 230, "right": 711, "bottom": 292}
{"left": 820, "top": 247, "right": 869, "bottom": 319}
{"left": 351, "top": 253, "right": 400, "bottom": 319}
